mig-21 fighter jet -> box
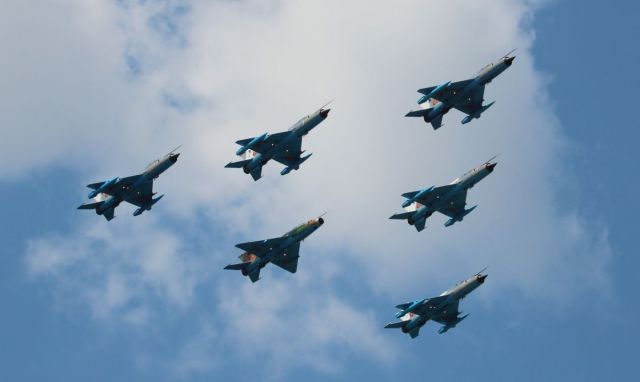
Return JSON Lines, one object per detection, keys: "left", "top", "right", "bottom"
{"left": 225, "top": 102, "right": 331, "bottom": 181}
{"left": 390, "top": 157, "right": 497, "bottom": 231}
{"left": 385, "top": 268, "right": 488, "bottom": 338}
{"left": 405, "top": 50, "right": 515, "bottom": 129}
{"left": 224, "top": 215, "right": 325, "bottom": 282}
{"left": 77, "top": 147, "right": 180, "bottom": 221}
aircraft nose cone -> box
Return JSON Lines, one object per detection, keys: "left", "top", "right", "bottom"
{"left": 320, "top": 109, "right": 330, "bottom": 118}
{"left": 170, "top": 153, "right": 180, "bottom": 162}
{"left": 486, "top": 162, "right": 497, "bottom": 172}
{"left": 478, "top": 274, "right": 487, "bottom": 284}
{"left": 505, "top": 56, "right": 515, "bottom": 66}
{"left": 318, "top": 217, "right": 324, "bottom": 225}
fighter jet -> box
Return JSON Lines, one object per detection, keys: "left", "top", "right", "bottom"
{"left": 225, "top": 102, "right": 331, "bottom": 181}
{"left": 390, "top": 157, "right": 497, "bottom": 231}
{"left": 385, "top": 268, "right": 488, "bottom": 338}
{"left": 77, "top": 147, "right": 180, "bottom": 221}
{"left": 224, "top": 215, "right": 325, "bottom": 282}
{"left": 405, "top": 50, "right": 515, "bottom": 129}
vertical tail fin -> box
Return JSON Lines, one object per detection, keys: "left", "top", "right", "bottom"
{"left": 430, "top": 114, "right": 444, "bottom": 130}
{"left": 103, "top": 208, "right": 115, "bottom": 221}
{"left": 408, "top": 327, "right": 421, "bottom": 338}
{"left": 249, "top": 166, "right": 262, "bottom": 181}
{"left": 248, "top": 269, "right": 260, "bottom": 283}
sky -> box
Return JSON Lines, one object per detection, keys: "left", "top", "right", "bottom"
{"left": 0, "top": 0, "right": 638, "bottom": 381}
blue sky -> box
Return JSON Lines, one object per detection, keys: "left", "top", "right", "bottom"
{"left": 0, "top": 1, "right": 638, "bottom": 381}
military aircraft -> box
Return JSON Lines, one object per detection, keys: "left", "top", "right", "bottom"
{"left": 225, "top": 102, "right": 331, "bottom": 181}
{"left": 384, "top": 268, "right": 488, "bottom": 338}
{"left": 405, "top": 50, "right": 515, "bottom": 129}
{"left": 390, "top": 157, "right": 497, "bottom": 231}
{"left": 224, "top": 215, "right": 325, "bottom": 282}
{"left": 77, "top": 147, "right": 180, "bottom": 221}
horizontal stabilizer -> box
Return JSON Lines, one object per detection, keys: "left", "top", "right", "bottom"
{"left": 417, "top": 86, "right": 437, "bottom": 96}
{"left": 225, "top": 159, "right": 251, "bottom": 168}
{"left": 395, "top": 302, "right": 412, "bottom": 310}
{"left": 235, "top": 137, "right": 253, "bottom": 146}
{"left": 389, "top": 211, "right": 413, "bottom": 220}
{"left": 87, "top": 181, "right": 104, "bottom": 190}
{"left": 224, "top": 262, "right": 250, "bottom": 271}
{"left": 77, "top": 202, "right": 101, "bottom": 210}
{"left": 401, "top": 191, "right": 419, "bottom": 200}
{"left": 405, "top": 108, "right": 428, "bottom": 118}
{"left": 224, "top": 262, "right": 260, "bottom": 282}
{"left": 384, "top": 321, "right": 407, "bottom": 329}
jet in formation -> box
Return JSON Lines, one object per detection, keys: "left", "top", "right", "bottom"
{"left": 225, "top": 103, "right": 331, "bottom": 181}
{"left": 77, "top": 147, "right": 180, "bottom": 221}
{"left": 390, "top": 157, "right": 497, "bottom": 231}
{"left": 224, "top": 215, "right": 325, "bottom": 282}
{"left": 385, "top": 268, "right": 488, "bottom": 338}
{"left": 405, "top": 50, "right": 516, "bottom": 129}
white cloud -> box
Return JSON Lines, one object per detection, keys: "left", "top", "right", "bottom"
{"left": 11, "top": 0, "right": 612, "bottom": 377}
{"left": 169, "top": 321, "right": 222, "bottom": 377}
{"left": 25, "top": 217, "right": 211, "bottom": 324}
{"left": 211, "top": 275, "right": 396, "bottom": 377}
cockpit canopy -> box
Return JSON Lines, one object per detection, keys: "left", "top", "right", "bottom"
{"left": 146, "top": 159, "right": 160, "bottom": 169}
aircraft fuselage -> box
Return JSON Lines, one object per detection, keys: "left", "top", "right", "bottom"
{"left": 400, "top": 274, "right": 487, "bottom": 334}
{"left": 409, "top": 162, "right": 496, "bottom": 226}
{"left": 242, "top": 108, "right": 330, "bottom": 173}
{"left": 93, "top": 152, "right": 179, "bottom": 214}
{"left": 244, "top": 218, "right": 324, "bottom": 274}
{"left": 420, "top": 55, "right": 514, "bottom": 123}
